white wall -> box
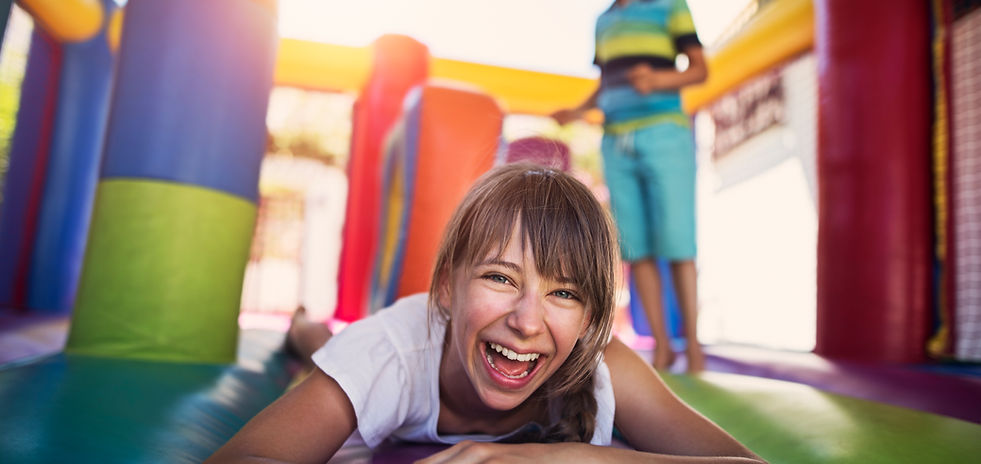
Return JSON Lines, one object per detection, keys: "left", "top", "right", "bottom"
{"left": 695, "top": 52, "right": 817, "bottom": 351}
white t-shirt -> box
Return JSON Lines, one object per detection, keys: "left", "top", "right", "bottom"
{"left": 312, "top": 293, "right": 615, "bottom": 448}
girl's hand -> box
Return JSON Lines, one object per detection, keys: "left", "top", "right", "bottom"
{"left": 415, "top": 440, "right": 765, "bottom": 464}
{"left": 414, "top": 441, "right": 579, "bottom": 464}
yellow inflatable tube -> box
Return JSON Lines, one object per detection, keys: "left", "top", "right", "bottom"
{"left": 273, "top": 38, "right": 599, "bottom": 119}
{"left": 275, "top": 39, "right": 373, "bottom": 92}
{"left": 19, "top": 0, "right": 105, "bottom": 43}
{"left": 430, "top": 59, "right": 597, "bottom": 116}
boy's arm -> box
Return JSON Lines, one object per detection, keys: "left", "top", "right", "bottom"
{"left": 205, "top": 368, "right": 357, "bottom": 463}
{"left": 550, "top": 84, "right": 601, "bottom": 125}
{"left": 552, "top": 44, "right": 709, "bottom": 125}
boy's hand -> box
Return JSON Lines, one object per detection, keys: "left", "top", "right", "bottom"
{"left": 627, "top": 63, "right": 675, "bottom": 94}
{"left": 550, "top": 108, "right": 582, "bottom": 126}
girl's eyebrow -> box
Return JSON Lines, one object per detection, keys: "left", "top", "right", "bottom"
{"left": 555, "top": 276, "right": 578, "bottom": 285}
{"left": 479, "top": 259, "right": 521, "bottom": 272}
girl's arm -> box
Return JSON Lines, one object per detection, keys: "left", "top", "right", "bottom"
{"left": 417, "top": 338, "right": 765, "bottom": 464}
{"left": 205, "top": 368, "right": 357, "bottom": 463}
{"left": 604, "top": 337, "right": 764, "bottom": 462}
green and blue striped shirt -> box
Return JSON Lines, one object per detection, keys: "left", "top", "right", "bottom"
{"left": 595, "top": 0, "right": 701, "bottom": 133}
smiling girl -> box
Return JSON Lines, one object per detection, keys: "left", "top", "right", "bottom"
{"left": 208, "top": 163, "right": 763, "bottom": 463}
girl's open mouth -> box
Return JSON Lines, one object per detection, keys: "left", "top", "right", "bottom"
{"left": 484, "top": 341, "right": 542, "bottom": 380}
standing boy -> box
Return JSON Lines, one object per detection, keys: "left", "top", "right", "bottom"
{"left": 553, "top": 0, "right": 708, "bottom": 372}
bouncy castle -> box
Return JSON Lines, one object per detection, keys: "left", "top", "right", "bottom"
{"left": 0, "top": 0, "right": 979, "bottom": 462}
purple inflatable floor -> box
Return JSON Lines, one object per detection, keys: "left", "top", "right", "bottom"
{"left": 666, "top": 345, "right": 981, "bottom": 424}
{"left": 0, "top": 310, "right": 69, "bottom": 365}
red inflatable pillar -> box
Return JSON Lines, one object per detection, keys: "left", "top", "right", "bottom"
{"left": 334, "top": 36, "right": 428, "bottom": 321}
{"left": 814, "top": 0, "right": 932, "bottom": 363}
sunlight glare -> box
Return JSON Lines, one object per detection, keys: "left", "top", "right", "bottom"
{"left": 277, "top": 0, "right": 753, "bottom": 77}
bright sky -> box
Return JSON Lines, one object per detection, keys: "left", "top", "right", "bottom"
{"left": 279, "top": 0, "right": 755, "bottom": 77}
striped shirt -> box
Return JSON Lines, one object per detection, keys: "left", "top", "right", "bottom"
{"left": 595, "top": 0, "right": 701, "bottom": 133}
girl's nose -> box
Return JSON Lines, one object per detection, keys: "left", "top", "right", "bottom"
{"left": 507, "top": 292, "right": 546, "bottom": 337}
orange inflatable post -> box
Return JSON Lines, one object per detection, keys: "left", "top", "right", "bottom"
{"left": 395, "top": 85, "right": 502, "bottom": 298}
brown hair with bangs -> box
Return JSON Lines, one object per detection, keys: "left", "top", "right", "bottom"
{"left": 428, "top": 162, "right": 620, "bottom": 443}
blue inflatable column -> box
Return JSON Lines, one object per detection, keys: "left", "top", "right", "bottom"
{"left": 0, "top": 30, "right": 61, "bottom": 310}
{"left": 27, "top": 0, "right": 117, "bottom": 313}
{"left": 628, "top": 260, "right": 683, "bottom": 343}
{"left": 67, "top": 0, "right": 277, "bottom": 363}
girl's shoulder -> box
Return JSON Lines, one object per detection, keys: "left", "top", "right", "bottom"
{"left": 375, "top": 293, "right": 440, "bottom": 346}
{"left": 327, "top": 293, "right": 442, "bottom": 357}
{"left": 310, "top": 294, "right": 444, "bottom": 447}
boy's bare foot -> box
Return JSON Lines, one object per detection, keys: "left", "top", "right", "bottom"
{"left": 287, "top": 307, "right": 308, "bottom": 345}
{"left": 653, "top": 347, "right": 676, "bottom": 372}
{"left": 686, "top": 344, "right": 705, "bottom": 373}
{"left": 285, "top": 306, "right": 307, "bottom": 359}
{"left": 285, "top": 306, "right": 333, "bottom": 366}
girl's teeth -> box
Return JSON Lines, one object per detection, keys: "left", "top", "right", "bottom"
{"left": 488, "top": 342, "right": 541, "bottom": 362}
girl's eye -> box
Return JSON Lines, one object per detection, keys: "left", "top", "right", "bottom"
{"left": 552, "top": 289, "right": 579, "bottom": 301}
{"left": 484, "top": 274, "right": 510, "bottom": 285}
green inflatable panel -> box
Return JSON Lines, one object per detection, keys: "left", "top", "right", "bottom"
{"left": 0, "top": 330, "right": 291, "bottom": 464}
{"left": 68, "top": 179, "right": 256, "bottom": 364}
{"left": 662, "top": 373, "right": 981, "bottom": 463}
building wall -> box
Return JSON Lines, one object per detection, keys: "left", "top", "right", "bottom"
{"left": 695, "top": 52, "right": 817, "bottom": 351}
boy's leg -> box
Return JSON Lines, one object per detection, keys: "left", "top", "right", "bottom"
{"left": 601, "top": 131, "right": 673, "bottom": 369}
{"left": 634, "top": 122, "right": 699, "bottom": 372}
{"left": 631, "top": 258, "right": 675, "bottom": 371}
{"left": 670, "top": 259, "right": 703, "bottom": 372}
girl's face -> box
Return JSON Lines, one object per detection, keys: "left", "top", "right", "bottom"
{"left": 439, "top": 226, "right": 590, "bottom": 412}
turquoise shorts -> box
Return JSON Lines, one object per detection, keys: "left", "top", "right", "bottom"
{"left": 601, "top": 122, "right": 696, "bottom": 261}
